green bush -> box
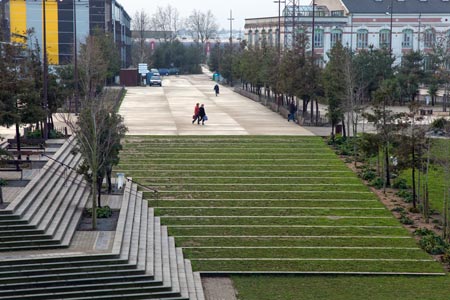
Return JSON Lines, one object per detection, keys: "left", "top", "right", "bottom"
{"left": 441, "top": 249, "right": 450, "bottom": 264}
{"left": 87, "top": 206, "right": 112, "bottom": 218}
{"left": 49, "top": 129, "right": 65, "bottom": 139}
{"left": 431, "top": 118, "right": 448, "bottom": 130}
{"left": 396, "top": 190, "right": 413, "bottom": 203}
{"left": 25, "top": 130, "right": 42, "bottom": 139}
{"left": 391, "top": 206, "right": 405, "bottom": 213}
{"left": 369, "top": 177, "right": 384, "bottom": 189}
{"left": 400, "top": 213, "right": 414, "bottom": 225}
{"left": 393, "top": 178, "right": 409, "bottom": 190}
{"left": 419, "top": 234, "right": 447, "bottom": 255}
{"left": 0, "top": 178, "right": 7, "bottom": 186}
{"left": 360, "top": 169, "right": 376, "bottom": 181}
{"left": 409, "top": 206, "right": 420, "bottom": 214}
{"left": 414, "top": 228, "right": 434, "bottom": 236}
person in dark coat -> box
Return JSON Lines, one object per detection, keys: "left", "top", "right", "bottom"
{"left": 214, "top": 84, "right": 220, "bottom": 96}
{"left": 198, "top": 104, "right": 206, "bottom": 125}
{"left": 192, "top": 103, "right": 200, "bottom": 124}
{"left": 288, "top": 101, "right": 297, "bottom": 122}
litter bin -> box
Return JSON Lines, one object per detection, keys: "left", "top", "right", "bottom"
{"left": 117, "top": 173, "right": 125, "bottom": 190}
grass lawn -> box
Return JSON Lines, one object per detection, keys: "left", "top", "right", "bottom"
{"left": 232, "top": 275, "right": 450, "bottom": 300}
{"left": 117, "top": 136, "right": 445, "bottom": 274}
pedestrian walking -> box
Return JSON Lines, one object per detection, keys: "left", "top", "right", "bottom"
{"left": 214, "top": 84, "right": 220, "bottom": 97}
{"left": 198, "top": 104, "right": 206, "bottom": 125}
{"left": 288, "top": 101, "right": 297, "bottom": 122}
{"left": 192, "top": 103, "right": 200, "bottom": 124}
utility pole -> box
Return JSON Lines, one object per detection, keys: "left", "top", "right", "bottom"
{"left": 228, "top": 10, "right": 234, "bottom": 86}
{"left": 43, "top": 0, "right": 49, "bottom": 139}
{"left": 274, "top": 0, "right": 285, "bottom": 56}
{"left": 73, "top": 0, "right": 79, "bottom": 114}
{"left": 311, "top": 0, "right": 316, "bottom": 57}
{"left": 417, "top": 13, "right": 422, "bottom": 52}
{"left": 388, "top": 0, "right": 394, "bottom": 55}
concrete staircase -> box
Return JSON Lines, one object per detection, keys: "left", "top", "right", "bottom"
{"left": 0, "top": 139, "right": 205, "bottom": 299}
{"left": 0, "top": 138, "right": 89, "bottom": 251}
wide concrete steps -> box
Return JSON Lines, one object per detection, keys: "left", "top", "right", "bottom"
{"left": 0, "top": 137, "right": 89, "bottom": 252}
{"left": 0, "top": 180, "right": 204, "bottom": 300}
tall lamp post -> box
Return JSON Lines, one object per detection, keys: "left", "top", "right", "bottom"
{"left": 43, "top": 0, "right": 49, "bottom": 139}
{"left": 274, "top": 0, "right": 285, "bottom": 56}
{"left": 73, "top": 0, "right": 79, "bottom": 114}
{"left": 388, "top": 0, "right": 394, "bottom": 55}
{"left": 228, "top": 10, "right": 234, "bottom": 86}
{"left": 311, "top": 0, "right": 316, "bottom": 58}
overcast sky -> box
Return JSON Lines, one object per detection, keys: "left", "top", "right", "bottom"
{"left": 121, "top": 0, "right": 310, "bottom": 31}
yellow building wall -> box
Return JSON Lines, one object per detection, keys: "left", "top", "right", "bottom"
{"left": 10, "top": 0, "right": 27, "bottom": 43}
{"left": 44, "top": 1, "right": 59, "bottom": 65}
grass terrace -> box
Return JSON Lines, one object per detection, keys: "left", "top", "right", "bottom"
{"left": 117, "top": 136, "right": 445, "bottom": 274}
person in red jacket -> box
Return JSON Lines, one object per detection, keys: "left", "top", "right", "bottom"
{"left": 192, "top": 103, "right": 200, "bottom": 124}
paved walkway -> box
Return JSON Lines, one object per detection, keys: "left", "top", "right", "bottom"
{"left": 119, "top": 74, "right": 314, "bottom": 136}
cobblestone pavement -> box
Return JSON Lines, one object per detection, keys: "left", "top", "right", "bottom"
{"left": 202, "top": 277, "right": 238, "bottom": 300}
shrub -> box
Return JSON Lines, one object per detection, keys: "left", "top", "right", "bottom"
{"left": 360, "top": 169, "right": 376, "bottom": 181}
{"left": 441, "top": 249, "right": 450, "bottom": 264}
{"left": 25, "top": 130, "right": 42, "bottom": 139}
{"left": 393, "top": 178, "right": 409, "bottom": 190}
{"left": 409, "top": 206, "right": 420, "bottom": 214}
{"left": 49, "top": 129, "right": 65, "bottom": 139}
{"left": 396, "top": 190, "right": 413, "bottom": 203}
{"left": 369, "top": 177, "right": 384, "bottom": 189}
{"left": 86, "top": 206, "right": 112, "bottom": 218}
{"left": 400, "top": 213, "right": 414, "bottom": 225}
{"left": 414, "top": 228, "right": 434, "bottom": 236}
{"left": 0, "top": 178, "right": 7, "bottom": 186}
{"left": 419, "top": 234, "right": 447, "bottom": 255}
{"left": 391, "top": 206, "right": 405, "bottom": 213}
{"left": 431, "top": 118, "right": 448, "bottom": 130}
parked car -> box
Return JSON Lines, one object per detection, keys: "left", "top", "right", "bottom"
{"left": 158, "top": 68, "right": 169, "bottom": 76}
{"left": 149, "top": 75, "right": 162, "bottom": 86}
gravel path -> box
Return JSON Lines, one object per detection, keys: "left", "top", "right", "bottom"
{"left": 202, "top": 276, "right": 238, "bottom": 300}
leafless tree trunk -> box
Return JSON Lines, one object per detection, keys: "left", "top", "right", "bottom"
{"left": 132, "top": 10, "right": 151, "bottom": 64}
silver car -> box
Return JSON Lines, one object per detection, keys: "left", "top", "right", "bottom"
{"left": 149, "top": 75, "right": 162, "bottom": 86}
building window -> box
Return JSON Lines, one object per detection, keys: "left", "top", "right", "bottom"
{"left": 379, "top": 29, "right": 391, "bottom": 49}
{"left": 314, "top": 28, "right": 324, "bottom": 48}
{"left": 268, "top": 29, "right": 273, "bottom": 47}
{"left": 402, "top": 29, "right": 413, "bottom": 48}
{"left": 330, "top": 28, "right": 342, "bottom": 48}
{"left": 248, "top": 30, "right": 253, "bottom": 46}
{"left": 424, "top": 28, "right": 436, "bottom": 48}
{"left": 356, "top": 29, "right": 368, "bottom": 49}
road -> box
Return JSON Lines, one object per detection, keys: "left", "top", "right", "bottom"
{"left": 119, "top": 74, "right": 314, "bottom": 136}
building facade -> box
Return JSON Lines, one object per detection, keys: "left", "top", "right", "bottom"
{"left": 0, "top": 0, "right": 131, "bottom": 67}
{"left": 245, "top": 0, "right": 450, "bottom": 63}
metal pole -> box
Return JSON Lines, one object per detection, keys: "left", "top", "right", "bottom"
{"left": 73, "top": 0, "right": 79, "bottom": 113}
{"left": 43, "top": 0, "right": 49, "bottom": 139}
{"left": 292, "top": 0, "right": 296, "bottom": 48}
{"left": 311, "top": 0, "right": 315, "bottom": 58}
{"left": 278, "top": 1, "right": 281, "bottom": 55}
{"left": 389, "top": 0, "right": 393, "bottom": 55}
{"left": 228, "top": 10, "right": 234, "bottom": 86}
{"left": 417, "top": 13, "right": 422, "bottom": 52}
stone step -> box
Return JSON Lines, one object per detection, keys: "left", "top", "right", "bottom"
{"left": 184, "top": 260, "right": 198, "bottom": 300}
{"left": 0, "top": 218, "right": 28, "bottom": 225}
{"left": 0, "top": 283, "right": 173, "bottom": 298}
{"left": 0, "top": 274, "right": 158, "bottom": 290}
{"left": 0, "top": 229, "right": 44, "bottom": 237}
{"left": 0, "top": 238, "right": 60, "bottom": 249}
{"left": 153, "top": 215, "right": 163, "bottom": 282}
{"left": 0, "top": 234, "right": 52, "bottom": 242}
{"left": 193, "top": 273, "right": 205, "bottom": 300}
{"left": 60, "top": 186, "right": 90, "bottom": 246}
{"left": 50, "top": 293, "right": 188, "bottom": 300}
{"left": 0, "top": 286, "right": 182, "bottom": 300}
{"left": 0, "top": 244, "right": 66, "bottom": 252}
{"left": 138, "top": 194, "right": 148, "bottom": 270}
{"left": 0, "top": 268, "right": 147, "bottom": 284}
{"left": 0, "top": 264, "right": 139, "bottom": 278}
{"left": 0, "top": 258, "right": 129, "bottom": 272}
{"left": 0, "top": 224, "right": 38, "bottom": 230}
{"left": 0, "top": 254, "right": 118, "bottom": 266}
{"left": 112, "top": 181, "right": 133, "bottom": 256}
{"left": 176, "top": 247, "right": 189, "bottom": 299}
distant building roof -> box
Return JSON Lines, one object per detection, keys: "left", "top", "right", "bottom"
{"left": 342, "top": 0, "right": 450, "bottom": 14}
{"left": 131, "top": 31, "right": 174, "bottom": 39}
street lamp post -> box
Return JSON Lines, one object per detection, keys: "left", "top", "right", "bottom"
{"left": 274, "top": 0, "right": 285, "bottom": 56}
{"left": 228, "top": 10, "right": 234, "bottom": 86}
{"left": 311, "top": 0, "right": 316, "bottom": 57}
{"left": 73, "top": 0, "right": 79, "bottom": 113}
{"left": 388, "top": 0, "right": 393, "bottom": 54}
{"left": 42, "top": 0, "right": 49, "bottom": 139}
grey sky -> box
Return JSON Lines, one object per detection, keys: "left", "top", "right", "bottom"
{"left": 121, "top": 0, "right": 309, "bottom": 31}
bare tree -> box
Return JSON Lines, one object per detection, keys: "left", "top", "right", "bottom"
{"left": 78, "top": 35, "right": 108, "bottom": 99}
{"left": 186, "top": 9, "right": 218, "bottom": 44}
{"left": 151, "top": 4, "right": 181, "bottom": 42}
{"left": 132, "top": 9, "right": 151, "bottom": 64}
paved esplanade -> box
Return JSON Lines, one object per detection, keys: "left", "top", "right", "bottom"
{"left": 119, "top": 74, "right": 314, "bottom": 136}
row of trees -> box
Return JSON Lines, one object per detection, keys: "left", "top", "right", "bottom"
{"left": 131, "top": 6, "right": 219, "bottom": 69}
{"left": 0, "top": 28, "right": 126, "bottom": 229}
